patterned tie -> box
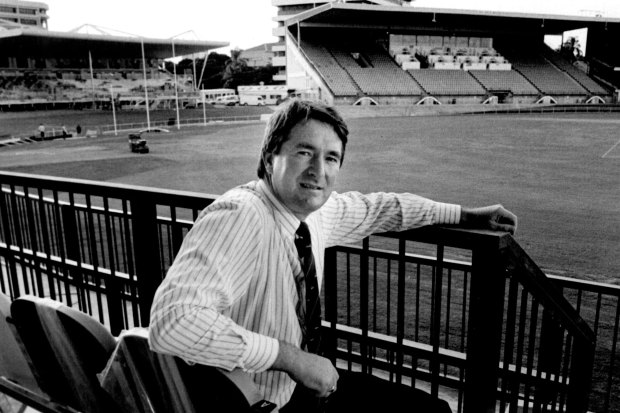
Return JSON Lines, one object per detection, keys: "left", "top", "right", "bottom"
{"left": 294, "top": 222, "right": 322, "bottom": 354}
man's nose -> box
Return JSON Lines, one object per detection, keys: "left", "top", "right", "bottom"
{"left": 308, "top": 155, "right": 325, "bottom": 176}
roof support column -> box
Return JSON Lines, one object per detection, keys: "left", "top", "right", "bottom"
{"left": 140, "top": 38, "right": 151, "bottom": 130}
{"left": 171, "top": 39, "right": 181, "bottom": 130}
{"left": 88, "top": 51, "right": 96, "bottom": 109}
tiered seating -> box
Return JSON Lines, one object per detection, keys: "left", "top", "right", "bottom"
{"left": 337, "top": 46, "right": 423, "bottom": 95}
{"left": 347, "top": 68, "right": 423, "bottom": 96}
{"left": 320, "top": 44, "right": 422, "bottom": 96}
{"left": 329, "top": 48, "right": 361, "bottom": 68}
{"left": 407, "top": 70, "right": 486, "bottom": 95}
{"left": 515, "top": 66, "right": 587, "bottom": 95}
{"left": 468, "top": 70, "right": 539, "bottom": 95}
{"left": 544, "top": 52, "right": 609, "bottom": 95}
{"left": 502, "top": 48, "right": 588, "bottom": 95}
{"left": 301, "top": 42, "right": 360, "bottom": 96}
{"left": 365, "top": 50, "right": 402, "bottom": 70}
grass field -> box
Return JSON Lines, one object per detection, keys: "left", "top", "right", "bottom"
{"left": 0, "top": 109, "right": 618, "bottom": 284}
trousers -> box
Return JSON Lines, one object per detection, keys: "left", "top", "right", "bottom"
{"left": 281, "top": 368, "right": 452, "bottom": 413}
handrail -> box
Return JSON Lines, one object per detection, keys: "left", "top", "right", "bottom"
{"left": 503, "top": 236, "right": 595, "bottom": 344}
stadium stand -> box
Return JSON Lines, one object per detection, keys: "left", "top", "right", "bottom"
{"left": 468, "top": 70, "right": 539, "bottom": 96}
{"left": 541, "top": 47, "right": 609, "bottom": 96}
{"left": 322, "top": 43, "right": 423, "bottom": 96}
{"left": 301, "top": 41, "right": 360, "bottom": 96}
{"left": 501, "top": 47, "right": 588, "bottom": 95}
{"left": 407, "top": 70, "right": 487, "bottom": 96}
{"left": 347, "top": 67, "right": 423, "bottom": 96}
{"left": 513, "top": 66, "right": 588, "bottom": 95}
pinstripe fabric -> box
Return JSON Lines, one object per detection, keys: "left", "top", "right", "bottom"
{"left": 148, "top": 179, "right": 460, "bottom": 409}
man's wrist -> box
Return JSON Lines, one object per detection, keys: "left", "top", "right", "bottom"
{"left": 241, "top": 331, "right": 280, "bottom": 373}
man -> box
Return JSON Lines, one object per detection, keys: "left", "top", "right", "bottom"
{"left": 149, "top": 100, "right": 517, "bottom": 412}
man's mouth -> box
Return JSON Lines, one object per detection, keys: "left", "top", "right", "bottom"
{"left": 300, "top": 183, "right": 322, "bottom": 190}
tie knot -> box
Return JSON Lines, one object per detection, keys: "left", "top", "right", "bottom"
{"left": 296, "top": 221, "right": 310, "bottom": 241}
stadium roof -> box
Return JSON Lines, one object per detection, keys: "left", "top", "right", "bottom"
{"left": 284, "top": 3, "right": 620, "bottom": 35}
{"left": 0, "top": 27, "right": 229, "bottom": 59}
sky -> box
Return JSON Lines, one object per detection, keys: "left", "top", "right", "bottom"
{"left": 43, "top": 0, "right": 620, "bottom": 54}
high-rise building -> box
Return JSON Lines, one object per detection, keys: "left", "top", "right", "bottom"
{"left": 0, "top": 0, "right": 48, "bottom": 30}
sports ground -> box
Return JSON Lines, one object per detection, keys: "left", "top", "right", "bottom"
{"left": 0, "top": 109, "right": 618, "bottom": 283}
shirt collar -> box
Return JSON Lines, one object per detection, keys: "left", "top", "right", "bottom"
{"left": 257, "top": 179, "right": 300, "bottom": 239}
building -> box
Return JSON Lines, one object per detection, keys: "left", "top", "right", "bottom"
{"left": 270, "top": 1, "right": 620, "bottom": 105}
{"left": 0, "top": 1, "right": 228, "bottom": 109}
{"left": 0, "top": 0, "right": 48, "bottom": 29}
{"left": 271, "top": 0, "right": 411, "bottom": 82}
{"left": 241, "top": 42, "right": 276, "bottom": 67}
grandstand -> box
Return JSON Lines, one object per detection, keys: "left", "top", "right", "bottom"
{"left": 0, "top": 3, "right": 228, "bottom": 111}
{"left": 278, "top": 2, "right": 620, "bottom": 106}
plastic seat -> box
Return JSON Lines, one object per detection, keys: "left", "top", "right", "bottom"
{"left": 10, "top": 295, "right": 121, "bottom": 413}
{"left": 99, "top": 328, "right": 275, "bottom": 413}
{"left": 0, "top": 292, "right": 41, "bottom": 393}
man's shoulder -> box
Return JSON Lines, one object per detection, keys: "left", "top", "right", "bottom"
{"left": 205, "top": 182, "right": 272, "bottom": 220}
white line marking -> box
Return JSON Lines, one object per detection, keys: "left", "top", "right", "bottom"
{"left": 602, "top": 138, "right": 620, "bottom": 158}
{"left": 510, "top": 117, "right": 620, "bottom": 124}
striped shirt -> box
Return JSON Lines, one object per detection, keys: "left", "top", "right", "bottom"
{"left": 148, "top": 179, "right": 460, "bottom": 409}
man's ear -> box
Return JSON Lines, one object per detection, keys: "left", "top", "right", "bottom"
{"left": 263, "top": 152, "right": 274, "bottom": 174}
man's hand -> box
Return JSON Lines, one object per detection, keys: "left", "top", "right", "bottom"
{"left": 271, "top": 341, "right": 339, "bottom": 398}
{"left": 460, "top": 204, "right": 517, "bottom": 235}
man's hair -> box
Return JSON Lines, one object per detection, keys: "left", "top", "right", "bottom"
{"left": 257, "top": 99, "right": 349, "bottom": 179}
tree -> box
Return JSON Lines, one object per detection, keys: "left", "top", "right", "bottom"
{"left": 221, "top": 48, "right": 249, "bottom": 89}
{"left": 163, "top": 49, "right": 277, "bottom": 90}
{"left": 560, "top": 36, "right": 583, "bottom": 61}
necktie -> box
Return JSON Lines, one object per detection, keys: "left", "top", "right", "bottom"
{"left": 294, "top": 222, "right": 322, "bottom": 353}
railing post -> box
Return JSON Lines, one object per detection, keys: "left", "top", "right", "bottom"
{"left": 130, "top": 195, "right": 162, "bottom": 327}
{"left": 567, "top": 339, "right": 595, "bottom": 413}
{"left": 60, "top": 204, "right": 84, "bottom": 308}
{"left": 359, "top": 237, "right": 369, "bottom": 374}
{"left": 323, "top": 247, "right": 338, "bottom": 362}
{"left": 464, "top": 246, "right": 506, "bottom": 413}
{"left": 0, "top": 188, "right": 20, "bottom": 299}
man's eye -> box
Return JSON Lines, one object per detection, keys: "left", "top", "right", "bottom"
{"left": 326, "top": 157, "right": 339, "bottom": 164}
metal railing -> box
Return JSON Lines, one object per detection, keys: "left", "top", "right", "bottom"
{"left": 97, "top": 115, "right": 264, "bottom": 134}
{"left": 0, "top": 171, "right": 612, "bottom": 412}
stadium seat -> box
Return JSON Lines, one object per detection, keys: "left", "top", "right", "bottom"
{"left": 407, "top": 69, "right": 487, "bottom": 95}
{"left": 0, "top": 292, "right": 41, "bottom": 394}
{"left": 99, "top": 328, "right": 274, "bottom": 413}
{"left": 9, "top": 295, "right": 274, "bottom": 413}
{"left": 10, "top": 295, "right": 122, "bottom": 413}
{"left": 469, "top": 70, "right": 539, "bottom": 95}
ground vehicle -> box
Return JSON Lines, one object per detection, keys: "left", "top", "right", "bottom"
{"left": 199, "top": 88, "right": 236, "bottom": 105}
{"left": 128, "top": 133, "right": 149, "bottom": 154}
{"left": 239, "top": 95, "right": 265, "bottom": 106}
{"left": 214, "top": 95, "right": 239, "bottom": 106}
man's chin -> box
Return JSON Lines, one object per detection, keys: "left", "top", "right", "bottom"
{"left": 298, "top": 197, "right": 327, "bottom": 215}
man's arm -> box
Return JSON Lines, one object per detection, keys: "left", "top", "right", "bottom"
{"left": 459, "top": 204, "right": 518, "bottom": 235}
{"left": 148, "top": 201, "right": 278, "bottom": 374}
{"left": 270, "top": 341, "right": 339, "bottom": 398}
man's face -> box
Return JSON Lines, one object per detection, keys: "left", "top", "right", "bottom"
{"left": 265, "top": 119, "right": 343, "bottom": 220}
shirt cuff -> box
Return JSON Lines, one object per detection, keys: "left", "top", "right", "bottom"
{"left": 240, "top": 330, "right": 279, "bottom": 373}
{"left": 436, "top": 203, "right": 461, "bottom": 225}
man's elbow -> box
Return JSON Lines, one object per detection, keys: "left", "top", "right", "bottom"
{"left": 147, "top": 316, "right": 168, "bottom": 354}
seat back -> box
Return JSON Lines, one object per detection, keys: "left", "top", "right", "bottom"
{"left": 10, "top": 295, "right": 120, "bottom": 413}
{"left": 100, "top": 328, "right": 272, "bottom": 413}
{"left": 0, "top": 292, "right": 41, "bottom": 393}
